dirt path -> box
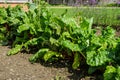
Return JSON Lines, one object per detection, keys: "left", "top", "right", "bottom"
{"left": 0, "top": 46, "right": 83, "bottom": 80}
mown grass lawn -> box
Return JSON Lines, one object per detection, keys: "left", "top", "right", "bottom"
{"left": 50, "top": 7, "right": 120, "bottom": 26}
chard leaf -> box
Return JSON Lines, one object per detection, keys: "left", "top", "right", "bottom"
{"left": 29, "top": 48, "right": 49, "bottom": 62}
{"left": 80, "top": 18, "right": 90, "bottom": 35}
{"left": 56, "top": 26, "right": 61, "bottom": 35}
{"left": 27, "top": 3, "right": 36, "bottom": 10}
{"left": 88, "top": 18, "right": 93, "bottom": 34}
{"left": 25, "top": 36, "right": 45, "bottom": 47}
{"left": 0, "top": 33, "right": 4, "bottom": 40}
{"left": 24, "top": 38, "right": 39, "bottom": 48}
{"left": 102, "top": 26, "right": 116, "bottom": 39}
{"left": 17, "top": 24, "right": 34, "bottom": 33}
{"left": 7, "top": 44, "right": 23, "bottom": 56}
{"left": 72, "top": 52, "right": 80, "bottom": 69}
{"left": 0, "top": 27, "right": 4, "bottom": 32}
{"left": 0, "top": 17, "right": 7, "bottom": 24}
{"left": 61, "top": 32, "right": 71, "bottom": 39}
{"left": 87, "top": 51, "right": 110, "bottom": 66}
{"left": 61, "top": 40, "right": 81, "bottom": 52}
{"left": 8, "top": 17, "right": 20, "bottom": 26}
{"left": 104, "top": 66, "right": 116, "bottom": 80}
{"left": 104, "top": 66, "right": 120, "bottom": 80}
{"left": 30, "top": 25, "right": 37, "bottom": 35}
{"left": 12, "top": 37, "right": 26, "bottom": 47}
{"left": 115, "top": 67, "right": 120, "bottom": 80}
{"left": 43, "top": 51, "right": 61, "bottom": 62}
{"left": 0, "top": 8, "right": 7, "bottom": 17}
{"left": 90, "top": 35, "right": 101, "bottom": 46}
{"left": 50, "top": 37, "right": 58, "bottom": 45}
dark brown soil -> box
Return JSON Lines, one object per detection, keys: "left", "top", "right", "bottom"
{"left": 0, "top": 46, "right": 93, "bottom": 80}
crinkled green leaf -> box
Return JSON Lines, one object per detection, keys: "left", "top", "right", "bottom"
{"left": 7, "top": 17, "right": 20, "bottom": 26}
{"left": 0, "top": 27, "right": 6, "bottom": 33}
{"left": 0, "top": 33, "right": 4, "bottom": 41}
{"left": 24, "top": 38, "right": 40, "bottom": 49}
{"left": 43, "top": 51, "right": 61, "bottom": 62}
{"left": 50, "top": 37, "right": 58, "bottom": 45}
{"left": 17, "top": 24, "right": 34, "bottom": 33}
{"left": 12, "top": 37, "right": 26, "bottom": 47}
{"left": 0, "top": 8, "right": 7, "bottom": 17}
{"left": 64, "top": 18, "right": 79, "bottom": 28}
{"left": 30, "top": 24, "right": 37, "bottom": 35}
{"left": 29, "top": 48, "right": 49, "bottom": 62}
{"left": 87, "top": 51, "right": 110, "bottom": 66}
{"left": 104, "top": 66, "right": 116, "bottom": 80}
{"left": 115, "top": 66, "right": 120, "bottom": 80}
{"left": 102, "top": 26, "right": 116, "bottom": 39}
{"left": 80, "top": 18, "right": 93, "bottom": 37}
{"left": 49, "top": 22, "right": 61, "bottom": 35}
{"left": 61, "top": 32, "right": 71, "bottom": 39}
{"left": 0, "top": 17, "right": 7, "bottom": 24}
{"left": 88, "top": 18, "right": 93, "bottom": 34}
{"left": 104, "top": 66, "right": 120, "bottom": 80}
{"left": 42, "top": 12, "right": 48, "bottom": 19}
{"left": 72, "top": 52, "right": 80, "bottom": 69}
{"left": 90, "top": 35, "right": 101, "bottom": 46}
{"left": 61, "top": 40, "right": 81, "bottom": 52}
{"left": 27, "top": 3, "right": 36, "bottom": 10}
{"left": 7, "top": 45, "right": 23, "bottom": 56}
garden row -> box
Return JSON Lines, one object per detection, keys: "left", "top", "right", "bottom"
{"left": 50, "top": 7, "right": 120, "bottom": 27}
{"left": 0, "top": 2, "right": 120, "bottom": 80}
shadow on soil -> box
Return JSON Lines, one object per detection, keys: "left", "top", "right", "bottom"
{"left": 35, "top": 59, "right": 103, "bottom": 80}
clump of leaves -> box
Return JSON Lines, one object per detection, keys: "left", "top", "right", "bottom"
{"left": 104, "top": 66, "right": 120, "bottom": 80}
{"left": 0, "top": 5, "right": 27, "bottom": 45}
{"left": 1, "top": 1, "right": 120, "bottom": 80}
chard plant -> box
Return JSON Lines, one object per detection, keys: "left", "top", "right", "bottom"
{"left": 0, "top": 1, "right": 120, "bottom": 80}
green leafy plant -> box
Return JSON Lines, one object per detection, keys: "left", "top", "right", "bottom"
{"left": 1, "top": 1, "right": 120, "bottom": 80}
{"left": 104, "top": 66, "right": 120, "bottom": 80}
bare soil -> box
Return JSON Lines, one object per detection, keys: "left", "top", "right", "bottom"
{"left": 0, "top": 46, "right": 90, "bottom": 80}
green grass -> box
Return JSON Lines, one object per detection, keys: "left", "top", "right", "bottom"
{"left": 50, "top": 7, "right": 120, "bottom": 26}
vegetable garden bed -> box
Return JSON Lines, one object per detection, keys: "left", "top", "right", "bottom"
{"left": 1, "top": 1, "right": 120, "bottom": 80}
